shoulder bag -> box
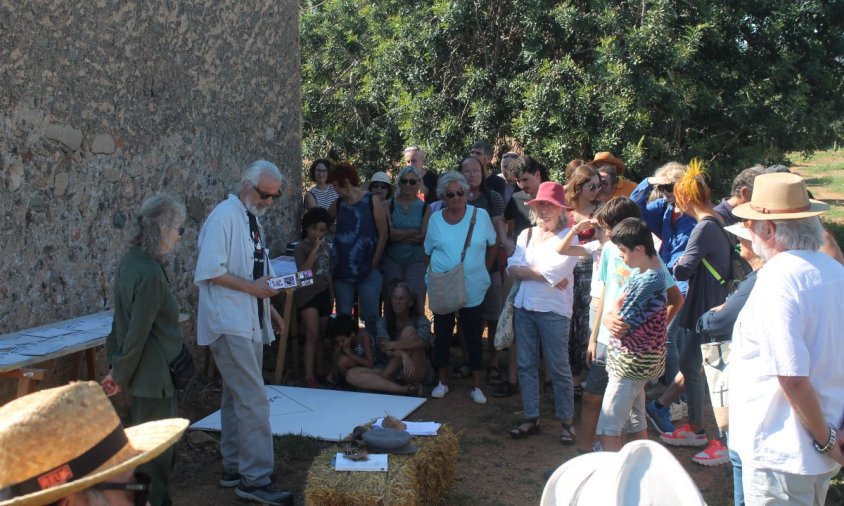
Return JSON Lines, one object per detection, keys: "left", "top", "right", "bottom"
{"left": 152, "top": 338, "right": 195, "bottom": 391}
{"left": 495, "top": 228, "right": 533, "bottom": 350}
{"left": 427, "top": 207, "right": 477, "bottom": 315}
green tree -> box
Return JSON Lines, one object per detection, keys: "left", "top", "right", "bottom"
{"left": 300, "top": 0, "right": 844, "bottom": 188}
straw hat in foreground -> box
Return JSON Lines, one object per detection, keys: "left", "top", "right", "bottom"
{"left": 732, "top": 172, "right": 828, "bottom": 221}
{"left": 0, "top": 381, "right": 188, "bottom": 506}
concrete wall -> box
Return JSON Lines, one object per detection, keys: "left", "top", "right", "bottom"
{"left": 0, "top": 1, "right": 301, "bottom": 398}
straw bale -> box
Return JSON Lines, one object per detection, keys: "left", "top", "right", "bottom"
{"left": 304, "top": 425, "right": 459, "bottom": 506}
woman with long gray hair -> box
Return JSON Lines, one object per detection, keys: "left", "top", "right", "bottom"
{"left": 102, "top": 193, "right": 187, "bottom": 506}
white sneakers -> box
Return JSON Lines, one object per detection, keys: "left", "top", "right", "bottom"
{"left": 431, "top": 383, "right": 487, "bottom": 404}
{"left": 470, "top": 388, "right": 487, "bottom": 404}
{"left": 431, "top": 383, "right": 449, "bottom": 398}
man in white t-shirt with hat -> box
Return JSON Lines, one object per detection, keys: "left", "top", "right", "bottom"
{"left": 730, "top": 172, "right": 844, "bottom": 504}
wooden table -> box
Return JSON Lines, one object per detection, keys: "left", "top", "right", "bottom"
{"left": 0, "top": 311, "right": 189, "bottom": 398}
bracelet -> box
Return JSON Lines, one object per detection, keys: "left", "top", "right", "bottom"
{"left": 813, "top": 426, "right": 836, "bottom": 454}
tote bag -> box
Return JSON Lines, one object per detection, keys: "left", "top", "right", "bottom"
{"left": 427, "top": 208, "right": 476, "bottom": 315}
{"left": 701, "top": 340, "right": 731, "bottom": 432}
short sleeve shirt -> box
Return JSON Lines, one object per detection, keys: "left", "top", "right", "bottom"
{"left": 503, "top": 191, "right": 533, "bottom": 241}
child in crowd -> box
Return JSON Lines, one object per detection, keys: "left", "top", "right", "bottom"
{"left": 558, "top": 198, "right": 684, "bottom": 453}
{"left": 595, "top": 217, "right": 669, "bottom": 452}
{"left": 294, "top": 207, "right": 335, "bottom": 388}
{"left": 329, "top": 314, "right": 374, "bottom": 382}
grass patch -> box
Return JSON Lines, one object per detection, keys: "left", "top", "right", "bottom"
{"left": 805, "top": 175, "right": 844, "bottom": 196}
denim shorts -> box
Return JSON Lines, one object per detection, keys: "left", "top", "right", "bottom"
{"left": 583, "top": 342, "right": 608, "bottom": 395}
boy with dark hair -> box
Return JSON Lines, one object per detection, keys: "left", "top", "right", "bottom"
{"left": 558, "top": 198, "right": 684, "bottom": 453}
{"left": 595, "top": 217, "right": 669, "bottom": 452}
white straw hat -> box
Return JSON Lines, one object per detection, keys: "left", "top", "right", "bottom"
{"left": 0, "top": 381, "right": 188, "bottom": 506}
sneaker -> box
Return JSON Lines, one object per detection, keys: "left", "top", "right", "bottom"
{"left": 660, "top": 423, "right": 709, "bottom": 447}
{"left": 235, "top": 483, "right": 294, "bottom": 506}
{"left": 669, "top": 400, "right": 687, "bottom": 422}
{"left": 491, "top": 381, "right": 518, "bottom": 398}
{"left": 469, "top": 388, "right": 487, "bottom": 404}
{"left": 692, "top": 439, "right": 730, "bottom": 466}
{"left": 592, "top": 440, "right": 603, "bottom": 452}
{"left": 646, "top": 400, "right": 675, "bottom": 434}
{"left": 431, "top": 382, "right": 449, "bottom": 398}
{"left": 219, "top": 470, "right": 241, "bottom": 487}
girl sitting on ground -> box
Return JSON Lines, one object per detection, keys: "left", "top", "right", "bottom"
{"left": 329, "top": 314, "right": 374, "bottom": 382}
{"left": 345, "top": 280, "right": 431, "bottom": 396}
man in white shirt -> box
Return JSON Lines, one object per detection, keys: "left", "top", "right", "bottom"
{"left": 195, "top": 160, "right": 292, "bottom": 506}
{"left": 730, "top": 173, "right": 844, "bottom": 505}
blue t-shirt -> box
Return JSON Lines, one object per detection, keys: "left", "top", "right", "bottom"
{"left": 334, "top": 192, "right": 378, "bottom": 280}
{"left": 386, "top": 198, "right": 426, "bottom": 265}
{"left": 424, "top": 206, "right": 497, "bottom": 308}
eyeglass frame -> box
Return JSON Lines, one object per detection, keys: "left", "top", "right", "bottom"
{"left": 399, "top": 178, "right": 419, "bottom": 185}
{"left": 92, "top": 471, "right": 151, "bottom": 506}
{"left": 251, "top": 182, "right": 282, "bottom": 200}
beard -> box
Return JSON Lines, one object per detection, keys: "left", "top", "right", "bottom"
{"left": 245, "top": 201, "right": 268, "bottom": 217}
{"left": 750, "top": 232, "right": 772, "bottom": 261}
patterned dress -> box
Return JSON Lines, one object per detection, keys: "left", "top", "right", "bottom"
{"left": 567, "top": 220, "right": 596, "bottom": 379}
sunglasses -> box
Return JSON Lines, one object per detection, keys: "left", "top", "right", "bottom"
{"left": 657, "top": 183, "right": 675, "bottom": 193}
{"left": 370, "top": 182, "right": 390, "bottom": 190}
{"left": 93, "top": 471, "right": 150, "bottom": 506}
{"left": 445, "top": 190, "right": 465, "bottom": 199}
{"left": 253, "top": 185, "right": 281, "bottom": 200}
{"left": 399, "top": 178, "right": 419, "bottom": 185}
{"left": 177, "top": 227, "right": 185, "bottom": 236}
{"left": 583, "top": 182, "right": 600, "bottom": 192}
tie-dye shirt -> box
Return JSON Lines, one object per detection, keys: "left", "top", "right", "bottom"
{"left": 606, "top": 268, "right": 668, "bottom": 381}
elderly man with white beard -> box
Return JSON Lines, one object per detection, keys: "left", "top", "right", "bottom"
{"left": 729, "top": 172, "right": 844, "bottom": 505}
{"left": 195, "top": 160, "right": 293, "bottom": 506}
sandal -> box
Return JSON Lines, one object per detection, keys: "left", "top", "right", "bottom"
{"left": 405, "top": 383, "right": 425, "bottom": 397}
{"left": 486, "top": 366, "right": 503, "bottom": 385}
{"left": 491, "top": 381, "right": 518, "bottom": 398}
{"left": 560, "top": 422, "right": 576, "bottom": 446}
{"left": 510, "top": 418, "right": 540, "bottom": 439}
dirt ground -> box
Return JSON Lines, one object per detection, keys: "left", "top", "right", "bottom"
{"left": 168, "top": 342, "right": 733, "bottom": 506}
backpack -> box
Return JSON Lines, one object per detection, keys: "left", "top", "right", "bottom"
{"left": 700, "top": 218, "right": 749, "bottom": 293}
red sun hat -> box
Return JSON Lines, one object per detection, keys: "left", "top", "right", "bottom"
{"left": 526, "top": 182, "right": 571, "bottom": 209}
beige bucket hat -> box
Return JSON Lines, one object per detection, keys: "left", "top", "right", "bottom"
{"left": 0, "top": 381, "right": 188, "bottom": 506}
{"left": 732, "top": 172, "right": 828, "bottom": 220}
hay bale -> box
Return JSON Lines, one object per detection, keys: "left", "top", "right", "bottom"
{"left": 304, "top": 425, "right": 459, "bottom": 506}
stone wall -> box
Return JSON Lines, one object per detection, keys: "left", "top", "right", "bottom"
{"left": 0, "top": 2, "right": 301, "bottom": 399}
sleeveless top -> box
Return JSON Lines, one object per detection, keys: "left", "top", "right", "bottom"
{"left": 334, "top": 192, "right": 378, "bottom": 281}
{"left": 307, "top": 185, "right": 339, "bottom": 209}
{"left": 386, "top": 198, "right": 426, "bottom": 265}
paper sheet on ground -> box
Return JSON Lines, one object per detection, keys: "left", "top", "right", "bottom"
{"left": 190, "top": 386, "right": 425, "bottom": 442}
{"left": 373, "top": 418, "right": 440, "bottom": 436}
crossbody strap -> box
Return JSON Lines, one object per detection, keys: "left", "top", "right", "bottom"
{"left": 699, "top": 216, "right": 730, "bottom": 286}
{"left": 459, "top": 207, "right": 478, "bottom": 263}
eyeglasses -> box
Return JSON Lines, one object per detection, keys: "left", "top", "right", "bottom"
{"left": 370, "top": 182, "right": 390, "bottom": 190}
{"left": 93, "top": 471, "right": 150, "bottom": 506}
{"left": 445, "top": 190, "right": 465, "bottom": 199}
{"left": 253, "top": 184, "right": 281, "bottom": 200}
{"left": 399, "top": 178, "right": 419, "bottom": 185}
{"left": 583, "top": 183, "right": 600, "bottom": 192}
{"left": 657, "top": 183, "right": 675, "bottom": 193}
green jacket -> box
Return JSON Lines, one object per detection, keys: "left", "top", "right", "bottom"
{"left": 106, "top": 246, "right": 183, "bottom": 398}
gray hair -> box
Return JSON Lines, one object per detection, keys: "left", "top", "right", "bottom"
{"left": 752, "top": 217, "right": 824, "bottom": 255}
{"left": 436, "top": 171, "right": 469, "bottom": 198}
{"left": 403, "top": 145, "right": 425, "bottom": 159}
{"left": 241, "top": 159, "right": 282, "bottom": 187}
{"left": 396, "top": 165, "right": 420, "bottom": 182}
{"left": 131, "top": 193, "right": 186, "bottom": 260}
{"left": 731, "top": 165, "right": 766, "bottom": 196}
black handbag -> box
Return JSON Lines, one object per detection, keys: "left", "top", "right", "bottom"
{"left": 153, "top": 338, "right": 195, "bottom": 390}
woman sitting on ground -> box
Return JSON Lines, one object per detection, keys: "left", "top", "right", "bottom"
{"left": 345, "top": 280, "right": 431, "bottom": 395}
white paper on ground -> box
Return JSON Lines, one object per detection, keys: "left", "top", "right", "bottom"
{"left": 373, "top": 418, "right": 440, "bottom": 436}
{"left": 190, "top": 386, "right": 425, "bottom": 441}
{"left": 334, "top": 453, "right": 388, "bottom": 472}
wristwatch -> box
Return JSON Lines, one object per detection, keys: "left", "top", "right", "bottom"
{"left": 813, "top": 426, "right": 837, "bottom": 454}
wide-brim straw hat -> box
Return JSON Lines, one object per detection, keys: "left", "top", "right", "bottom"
{"left": 732, "top": 172, "right": 828, "bottom": 220}
{"left": 0, "top": 381, "right": 188, "bottom": 506}
{"left": 587, "top": 151, "right": 626, "bottom": 175}
{"left": 541, "top": 440, "right": 705, "bottom": 505}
